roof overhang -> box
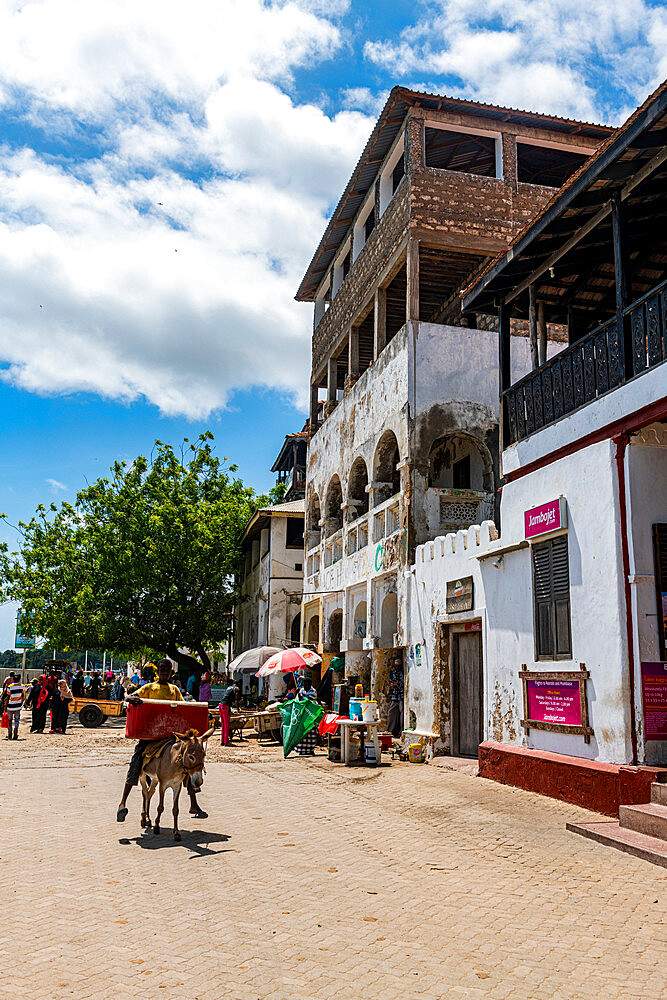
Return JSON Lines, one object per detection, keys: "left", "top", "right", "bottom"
{"left": 462, "top": 81, "right": 667, "bottom": 316}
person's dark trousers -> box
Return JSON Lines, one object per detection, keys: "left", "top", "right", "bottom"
{"left": 58, "top": 703, "right": 71, "bottom": 733}
{"left": 126, "top": 740, "right": 151, "bottom": 786}
{"left": 31, "top": 709, "right": 39, "bottom": 732}
{"left": 32, "top": 706, "right": 47, "bottom": 732}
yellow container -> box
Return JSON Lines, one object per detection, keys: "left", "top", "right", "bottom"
{"left": 408, "top": 743, "right": 425, "bottom": 763}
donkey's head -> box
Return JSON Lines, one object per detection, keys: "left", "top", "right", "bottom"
{"left": 174, "top": 727, "right": 214, "bottom": 790}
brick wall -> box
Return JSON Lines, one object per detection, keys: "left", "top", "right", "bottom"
{"left": 410, "top": 167, "right": 551, "bottom": 245}
{"left": 312, "top": 178, "right": 409, "bottom": 377}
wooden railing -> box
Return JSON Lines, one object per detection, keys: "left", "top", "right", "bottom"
{"left": 503, "top": 280, "right": 667, "bottom": 445}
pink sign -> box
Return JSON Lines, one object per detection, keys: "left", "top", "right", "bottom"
{"left": 526, "top": 679, "right": 582, "bottom": 726}
{"left": 525, "top": 497, "right": 566, "bottom": 539}
{"left": 641, "top": 662, "right": 667, "bottom": 740}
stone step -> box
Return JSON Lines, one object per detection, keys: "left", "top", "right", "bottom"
{"left": 619, "top": 802, "right": 667, "bottom": 841}
{"left": 651, "top": 781, "right": 667, "bottom": 806}
{"left": 567, "top": 820, "right": 667, "bottom": 869}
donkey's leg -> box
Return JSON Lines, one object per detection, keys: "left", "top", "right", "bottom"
{"left": 142, "top": 773, "right": 156, "bottom": 828}
{"left": 140, "top": 775, "right": 149, "bottom": 828}
{"left": 172, "top": 784, "right": 182, "bottom": 841}
{"left": 154, "top": 781, "right": 166, "bottom": 835}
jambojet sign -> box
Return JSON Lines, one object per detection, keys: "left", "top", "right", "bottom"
{"left": 524, "top": 497, "right": 567, "bottom": 539}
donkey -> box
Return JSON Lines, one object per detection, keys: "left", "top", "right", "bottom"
{"left": 139, "top": 727, "right": 214, "bottom": 841}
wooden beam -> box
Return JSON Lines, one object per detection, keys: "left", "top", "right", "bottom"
{"left": 310, "top": 383, "right": 320, "bottom": 430}
{"left": 538, "top": 301, "right": 547, "bottom": 366}
{"left": 374, "top": 287, "right": 387, "bottom": 359}
{"left": 528, "top": 284, "right": 538, "bottom": 370}
{"left": 327, "top": 356, "right": 337, "bottom": 402}
{"left": 406, "top": 238, "right": 419, "bottom": 322}
{"left": 498, "top": 301, "right": 512, "bottom": 457}
{"left": 348, "top": 326, "right": 359, "bottom": 376}
{"left": 611, "top": 191, "right": 630, "bottom": 379}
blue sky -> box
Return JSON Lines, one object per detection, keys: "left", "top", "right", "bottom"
{"left": 0, "top": 0, "right": 664, "bottom": 647}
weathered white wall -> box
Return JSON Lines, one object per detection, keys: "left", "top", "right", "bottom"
{"left": 409, "top": 439, "right": 637, "bottom": 764}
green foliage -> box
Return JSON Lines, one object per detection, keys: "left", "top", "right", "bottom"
{"left": 264, "top": 481, "right": 288, "bottom": 505}
{"left": 4, "top": 433, "right": 258, "bottom": 670}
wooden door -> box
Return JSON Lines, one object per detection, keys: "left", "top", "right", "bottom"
{"left": 453, "top": 632, "right": 483, "bottom": 757}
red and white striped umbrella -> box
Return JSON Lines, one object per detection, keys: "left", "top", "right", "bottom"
{"left": 255, "top": 646, "right": 321, "bottom": 678}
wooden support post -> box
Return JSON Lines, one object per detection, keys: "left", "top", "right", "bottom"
{"left": 611, "top": 191, "right": 630, "bottom": 378}
{"left": 374, "top": 287, "right": 387, "bottom": 359}
{"left": 310, "top": 383, "right": 320, "bottom": 429}
{"left": 528, "top": 284, "right": 538, "bottom": 370}
{"left": 327, "top": 356, "right": 337, "bottom": 402}
{"left": 538, "top": 301, "right": 547, "bottom": 366}
{"left": 348, "top": 326, "right": 359, "bottom": 376}
{"left": 406, "top": 239, "right": 419, "bottom": 323}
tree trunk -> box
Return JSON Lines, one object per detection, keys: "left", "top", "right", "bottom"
{"left": 165, "top": 642, "right": 206, "bottom": 677}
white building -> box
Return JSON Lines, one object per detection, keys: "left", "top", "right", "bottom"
{"left": 236, "top": 500, "right": 305, "bottom": 656}
{"left": 298, "top": 88, "right": 607, "bottom": 719}
{"left": 406, "top": 82, "right": 666, "bottom": 798}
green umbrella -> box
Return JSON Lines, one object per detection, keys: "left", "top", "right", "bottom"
{"left": 278, "top": 697, "right": 324, "bottom": 758}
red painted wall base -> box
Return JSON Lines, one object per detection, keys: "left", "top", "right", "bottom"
{"left": 478, "top": 741, "right": 667, "bottom": 817}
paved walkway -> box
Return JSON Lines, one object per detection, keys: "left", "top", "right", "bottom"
{"left": 0, "top": 732, "right": 665, "bottom": 999}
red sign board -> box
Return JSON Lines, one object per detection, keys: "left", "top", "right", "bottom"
{"left": 524, "top": 497, "right": 567, "bottom": 539}
{"left": 464, "top": 621, "right": 482, "bottom": 632}
{"left": 641, "top": 661, "right": 667, "bottom": 740}
{"left": 526, "top": 679, "right": 582, "bottom": 726}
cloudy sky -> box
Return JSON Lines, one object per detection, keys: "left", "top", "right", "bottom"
{"left": 0, "top": 0, "right": 664, "bottom": 647}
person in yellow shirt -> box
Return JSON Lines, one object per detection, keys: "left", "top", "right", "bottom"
{"left": 116, "top": 659, "right": 207, "bottom": 822}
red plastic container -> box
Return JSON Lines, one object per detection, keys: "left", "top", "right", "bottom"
{"left": 125, "top": 700, "right": 209, "bottom": 740}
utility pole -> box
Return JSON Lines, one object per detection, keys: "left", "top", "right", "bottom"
{"left": 21, "top": 648, "right": 27, "bottom": 684}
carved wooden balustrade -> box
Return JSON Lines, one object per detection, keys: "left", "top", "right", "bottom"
{"left": 503, "top": 279, "right": 667, "bottom": 445}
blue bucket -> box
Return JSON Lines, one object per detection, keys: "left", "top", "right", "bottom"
{"left": 349, "top": 697, "right": 363, "bottom": 720}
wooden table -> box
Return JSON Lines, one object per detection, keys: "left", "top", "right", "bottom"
{"left": 338, "top": 718, "right": 382, "bottom": 766}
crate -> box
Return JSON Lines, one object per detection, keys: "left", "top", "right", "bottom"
{"left": 125, "top": 699, "right": 209, "bottom": 740}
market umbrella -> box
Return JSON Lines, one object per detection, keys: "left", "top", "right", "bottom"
{"left": 227, "top": 646, "right": 280, "bottom": 674}
{"left": 278, "top": 697, "right": 325, "bottom": 758}
{"left": 255, "top": 647, "right": 321, "bottom": 678}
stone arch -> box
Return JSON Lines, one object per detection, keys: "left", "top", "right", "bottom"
{"left": 352, "top": 600, "right": 367, "bottom": 640}
{"left": 324, "top": 475, "right": 343, "bottom": 536}
{"left": 290, "top": 611, "right": 301, "bottom": 644}
{"left": 347, "top": 457, "right": 369, "bottom": 520}
{"left": 372, "top": 430, "right": 400, "bottom": 506}
{"left": 379, "top": 592, "right": 398, "bottom": 648}
{"left": 307, "top": 489, "right": 321, "bottom": 531}
{"left": 427, "top": 431, "right": 494, "bottom": 492}
{"left": 327, "top": 608, "right": 343, "bottom": 655}
{"left": 307, "top": 615, "right": 320, "bottom": 645}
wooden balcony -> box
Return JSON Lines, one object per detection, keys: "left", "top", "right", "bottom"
{"left": 503, "top": 280, "right": 667, "bottom": 445}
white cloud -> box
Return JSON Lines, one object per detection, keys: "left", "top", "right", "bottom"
{"left": 45, "top": 478, "right": 67, "bottom": 492}
{"left": 0, "top": 1, "right": 373, "bottom": 418}
{"left": 364, "top": 1, "right": 667, "bottom": 122}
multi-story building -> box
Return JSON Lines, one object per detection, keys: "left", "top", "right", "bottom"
{"left": 235, "top": 500, "right": 305, "bottom": 656}
{"left": 405, "top": 82, "right": 665, "bottom": 803}
{"left": 298, "top": 86, "right": 610, "bottom": 719}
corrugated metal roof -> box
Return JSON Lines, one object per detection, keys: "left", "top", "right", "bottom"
{"left": 296, "top": 86, "right": 613, "bottom": 303}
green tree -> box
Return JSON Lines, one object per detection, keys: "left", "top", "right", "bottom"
{"left": 5, "top": 433, "right": 259, "bottom": 674}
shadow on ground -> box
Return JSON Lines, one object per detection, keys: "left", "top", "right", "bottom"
{"left": 119, "top": 828, "right": 232, "bottom": 857}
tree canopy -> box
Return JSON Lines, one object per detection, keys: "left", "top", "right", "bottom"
{"left": 5, "top": 433, "right": 265, "bottom": 672}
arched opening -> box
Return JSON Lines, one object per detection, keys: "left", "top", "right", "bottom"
{"left": 347, "top": 457, "right": 369, "bottom": 521}
{"left": 307, "top": 615, "right": 320, "bottom": 645}
{"left": 290, "top": 612, "right": 301, "bottom": 644}
{"left": 372, "top": 430, "right": 400, "bottom": 506}
{"left": 352, "top": 600, "right": 367, "bottom": 640}
{"left": 324, "top": 475, "right": 343, "bottom": 536}
{"left": 379, "top": 592, "right": 398, "bottom": 648}
{"left": 427, "top": 432, "right": 493, "bottom": 492}
{"left": 327, "top": 609, "right": 343, "bottom": 655}
{"left": 307, "top": 490, "right": 321, "bottom": 532}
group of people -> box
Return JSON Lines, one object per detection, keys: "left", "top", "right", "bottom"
{"left": 1, "top": 670, "right": 73, "bottom": 739}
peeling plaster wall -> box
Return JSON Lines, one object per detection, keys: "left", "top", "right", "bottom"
{"left": 409, "top": 439, "right": 638, "bottom": 764}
